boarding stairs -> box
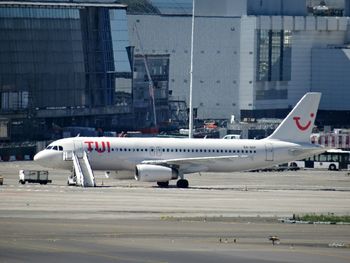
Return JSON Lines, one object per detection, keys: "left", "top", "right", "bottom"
{"left": 63, "top": 151, "right": 95, "bottom": 187}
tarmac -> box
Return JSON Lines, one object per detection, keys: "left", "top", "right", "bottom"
{"left": 0, "top": 161, "right": 350, "bottom": 262}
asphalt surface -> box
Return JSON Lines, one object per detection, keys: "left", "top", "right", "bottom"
{"left": 0, "top": 161, "right": 349, "bottom": 262}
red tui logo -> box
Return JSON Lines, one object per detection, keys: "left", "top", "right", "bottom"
{"left": 293, "top": 113, "right": 314, "bottom": 131}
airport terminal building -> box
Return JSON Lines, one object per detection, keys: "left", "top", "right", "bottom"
{"left": 0, "top": 1, "right": 135, "bottom": 140}
{"left": 128, "top": 0, "right": 350, "bottom": 126}
{"left": 1, "top": 0, "right": 350, "bottom": 141}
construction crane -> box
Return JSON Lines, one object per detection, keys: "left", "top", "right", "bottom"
{"left": 133, "top": 24, "right": 157, "bottom": 128}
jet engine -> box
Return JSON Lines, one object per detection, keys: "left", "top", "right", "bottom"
{"left": 135, "top": 164, "right": 178, "bottom": 182}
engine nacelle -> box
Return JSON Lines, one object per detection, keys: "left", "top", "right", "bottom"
{"left": 135, "top": 164, "right": 178, "bottom": 182}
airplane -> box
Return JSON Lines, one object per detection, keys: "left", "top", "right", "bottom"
{"left": 34, "top": 92, "right": 325, "bottom": 188}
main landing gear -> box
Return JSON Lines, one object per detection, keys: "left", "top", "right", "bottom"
{"left": 157, "top": 181, "right": 169, "bottom": 188}
{"left": 176, "top": 179, "right": 189, "bottom": 188}
{"left": 156, "top": 179, "right": 189, "bottom": 188}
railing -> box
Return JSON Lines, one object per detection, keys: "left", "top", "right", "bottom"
{"left": 72, "top": 152, "right": 84, "bottom": 187}
{"left": 81, "top": 151, "right": 95, "bottom": 187}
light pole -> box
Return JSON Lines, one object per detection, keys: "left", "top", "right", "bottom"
{"left": 188, "top": 0, "right": 195, "bottom": 138}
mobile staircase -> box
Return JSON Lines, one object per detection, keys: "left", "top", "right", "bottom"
{"left": 64, "top": 151, "right": 95, "bottom": 187}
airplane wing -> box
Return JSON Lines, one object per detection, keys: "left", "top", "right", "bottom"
{"left": 142, "top": 155, "right": 250, "bottom": 174}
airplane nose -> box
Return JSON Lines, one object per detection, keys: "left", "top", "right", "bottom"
{"left": 33, "top": 151, "right": 43, "bottom": 162}
{"left": 34, "top": 151, "right": 49, "bottom": 165}
{"left": 33, "top": 150, "right": 63, "bottom": 168}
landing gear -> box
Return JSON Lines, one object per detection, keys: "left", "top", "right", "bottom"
{"left": 157, "top": 181, "right": 169, "bottom": 188}
{"left": 176, "top": 179, "right": 189, "bottom": 188}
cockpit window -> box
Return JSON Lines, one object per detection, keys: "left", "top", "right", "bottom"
{"left": 46, "top": 145, "right": 63, "bottom": 151}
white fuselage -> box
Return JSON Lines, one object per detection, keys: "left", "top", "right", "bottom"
{"left": 34, "top": 136, "right": 324, "bottom": 175}
{"left": 34, "top": 92, "right": 325, "bottom": 185}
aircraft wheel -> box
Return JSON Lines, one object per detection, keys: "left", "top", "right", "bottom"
{"left": 157, "top": 181, "right": 169, "bottom": 188}
{"left": 176, "top": 179, "right": 189, "bottom": 188}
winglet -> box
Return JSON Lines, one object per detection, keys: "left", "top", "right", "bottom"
{"left": 266, "top": 92, "right": 321, "bottom": 143}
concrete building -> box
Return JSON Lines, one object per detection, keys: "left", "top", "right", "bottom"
{"left": 127, "top": 0, "right": 350, "bottom": 126}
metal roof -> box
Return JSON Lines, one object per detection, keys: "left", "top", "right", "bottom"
{"left": 149, "top": 0, "right": 192, "bottom": 15}
{"left": 0, "top": 1, "right": 127, "bottom": 9}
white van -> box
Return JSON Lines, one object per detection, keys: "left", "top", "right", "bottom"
{"left": 223, "top": 134, "right": 241, "bottom": 140}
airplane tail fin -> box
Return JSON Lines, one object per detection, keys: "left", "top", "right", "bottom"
{"left": 266, "top": 92, "right": 321, "bottom": 143}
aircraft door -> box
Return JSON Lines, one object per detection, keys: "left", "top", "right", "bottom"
{"left": 156, "top": 147, "right": 162, "bottom": 157}
{"left": 73, "top": 140, "right": 84, "bottom": 158}
{"left": 265, "top": 143, "right": 274, "bottom": 161}
{"left": 149, "top": 146, "right": 162, "bottom": 157}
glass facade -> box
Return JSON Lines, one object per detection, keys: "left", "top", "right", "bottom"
{"left": 79, "top": 7, "right": 132, "bottom": 107}
{"left": 0, "top": 7, "right": 84, "bottom": 109}
{"left": 256, "top": 29, "right": 292, "bottom": 100}
{"left": 0, "top": 3, "right": 133, "bottom": 140}
{"left": 133, "top": 55, "right": 170, "bottom": 128}
{"left": 0, "top": 4, "right": 132, "bottom": 110}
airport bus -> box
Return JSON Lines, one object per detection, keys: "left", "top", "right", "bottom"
{"left": 289, "top": 149, "right": 350, "bottom": 171}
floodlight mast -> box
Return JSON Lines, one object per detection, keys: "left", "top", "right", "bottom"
{"left": 188, "top": 0, "right": 195, "bottom": 138}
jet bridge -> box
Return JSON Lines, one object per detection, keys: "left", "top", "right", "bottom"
{"left": 64, "top": 151, "right": 95, "bottom": 187}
